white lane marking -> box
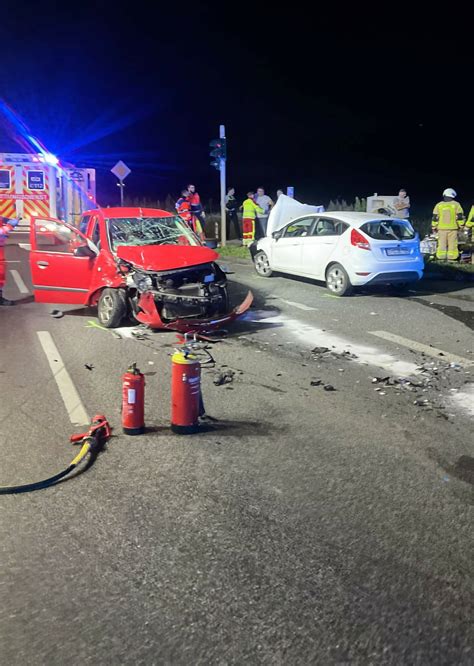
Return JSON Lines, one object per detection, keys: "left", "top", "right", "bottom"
{"left": 19, "top": 243, "right": 31, "bottom": 250}
{"left": 278, "top": 298, "right": 318, "bottom": 311}
{"left": 451, "top": 385, "right": 474, "bottom": 417}
{"left": 247, "top": 313, "right": 420, "bottom": 377}
{"left": 5, "top": 260, "right": 21, "bottom": 263}
{"left": 369, "top": 331, "right": 474, "bottom": 367}
{"left": 37, "top": 331, "right": 89, "bottom": 426}
{"left": 10, "top": 269, "right": 29, "bottom": 294}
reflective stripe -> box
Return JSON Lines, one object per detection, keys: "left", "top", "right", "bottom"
{"left": 433, "top": 201, "right": 464, "bottom": 229}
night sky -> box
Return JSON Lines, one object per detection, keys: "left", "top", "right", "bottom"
{"left": 2, "top": 2, "right": 473, "bottom": 215}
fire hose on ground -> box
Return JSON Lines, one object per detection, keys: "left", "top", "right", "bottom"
{"left": 0, "top": 415, "right": 111, "bottom": 495}
{"left": 1, "top": 337, "right": 217, "bottom": 495}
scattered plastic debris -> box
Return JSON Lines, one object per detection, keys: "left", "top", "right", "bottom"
{"left": 50, "top": 309, "right": 64, "bottom": 318}
{"left": 84, "top": 364, "right": 94, "bottom": 371}
{"left": 310, "top": 380, "right": 323, "bottom": 386}
{"left": 372, "top": 376, "right": 390, "bottom": 384}
{"left": 131, "top": 330, "right": 149, "bottom": 341}
{"left": 311, "top": 347, "right": 358, "bottom": 362}
{"left": 311, "top": 346, "right": 330, "bottom": 355}
{"left": 323, "top": 385, "right": 336, "bottom": 392}
{"left": 213, "top": 369, "right": 235, "bottom": 386}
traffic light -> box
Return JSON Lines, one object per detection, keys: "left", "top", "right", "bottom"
{"left": 209, "top": 138, "right": 226, "bottom": 170}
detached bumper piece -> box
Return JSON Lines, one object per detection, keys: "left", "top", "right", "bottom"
{"left": 135, "top": 290, "right": 254, "bottom": 332}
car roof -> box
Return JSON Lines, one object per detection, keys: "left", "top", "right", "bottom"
{"left": 84, "top": 207, "right": 173, "bottom": 219}
{"left": 316, "top": 212, "right": 405, "bottom": 228}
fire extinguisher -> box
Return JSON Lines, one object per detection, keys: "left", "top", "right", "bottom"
{"left": 171, "top": 349, "right": 201, "bottom": 434}
{"left": 122, "top": 363, "right": 145, "bottom": 435}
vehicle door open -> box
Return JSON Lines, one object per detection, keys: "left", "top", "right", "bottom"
{"left": 29, "top": 217, "right": 99, "bottom": 304}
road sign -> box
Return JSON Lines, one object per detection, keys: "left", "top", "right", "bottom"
{"left": 111, "top": 160, "right": 131, "bottom": 181}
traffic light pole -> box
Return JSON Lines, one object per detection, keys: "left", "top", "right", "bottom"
{"left": 219, "top": 124, "right": 226, "bottom": 246}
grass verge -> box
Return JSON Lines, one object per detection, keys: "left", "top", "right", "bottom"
{"left": 216, "top": 245, "right": 251, "bottom": 259}
{"left": 424, "top": 259, "right": 474, "bottom": 277}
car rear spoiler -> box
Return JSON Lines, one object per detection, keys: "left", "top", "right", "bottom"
{"left": 135, "top": 290, "right": 254, "bottom": 333}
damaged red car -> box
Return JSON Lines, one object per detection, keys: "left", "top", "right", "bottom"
{"left": 29, "top": 207, "right": 252, "bottom": 332}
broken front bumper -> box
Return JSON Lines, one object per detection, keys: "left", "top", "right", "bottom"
{"left": 135, "top": 290, "right": 254, "bottom": 332}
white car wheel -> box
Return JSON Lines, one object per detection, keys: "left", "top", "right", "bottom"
{"left": 254, "top": 251, "right": 273, "bottom": 277}
{"left": 326, "top": 263, "right": 353, "bottom": 296}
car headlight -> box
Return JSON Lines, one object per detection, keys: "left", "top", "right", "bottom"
{"left": 134, "top": 273, "right": 153, "bottom": 291}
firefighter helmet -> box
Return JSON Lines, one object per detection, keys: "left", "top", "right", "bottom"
{"left": 443, "top": 188, "right": 457, "bottom": 199}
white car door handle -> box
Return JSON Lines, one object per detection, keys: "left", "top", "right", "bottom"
{"left": 37, "top": 261, "right": 49, "bottom": 268}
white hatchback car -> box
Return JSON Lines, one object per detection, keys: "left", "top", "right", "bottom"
{"left": 250, "top": 212, "right": 424, "bottom": 295}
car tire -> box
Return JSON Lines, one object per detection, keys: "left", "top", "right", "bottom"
{"left": 98, "top": 288, "right": 127, "bottom": 328}
{"left": 325, "top": 263, "right": 353, "bottom": 296}
{"left": 217, "top": 286, "right": 229, "bottom": 314}
{"left": 254, "top": 251, "right": 273, "bottom": 277}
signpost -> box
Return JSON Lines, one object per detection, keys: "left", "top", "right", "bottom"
{"left": 219, "top": 125, "right": 226, "bottom": 246}
{"left": 111, "top": 160, "right": 131, "bottom": 206}
{"left": 209, "top": 125, "right": 227, "bottom": 245}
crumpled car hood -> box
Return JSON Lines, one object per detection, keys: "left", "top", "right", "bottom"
{"left": 116, "top": 244, "right": 219, "bottom": 271}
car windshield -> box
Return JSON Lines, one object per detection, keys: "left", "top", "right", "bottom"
{"left": 360, "top": 219, "right": 416, "bottom": 241}
{"left": 107, "top": 216, "right": 201, "bottom": 250}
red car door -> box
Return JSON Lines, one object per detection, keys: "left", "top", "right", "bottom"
{"left": 29, "top": 217, "right": 97, "bottom": 304}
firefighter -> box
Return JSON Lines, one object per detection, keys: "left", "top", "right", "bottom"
{"left": 465, "top": 205, "right": 474, "bottom": 232}
{"left": 241, "top": 192, "right": 264, "bottom": 246}
{"left": 0, "top": 216, "right": 19, "bottom": 305}
{"left": 431, "top": 188, "right": 465, "bottom": 261}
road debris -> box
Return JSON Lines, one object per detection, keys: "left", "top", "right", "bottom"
{"left": 310, "top": 379, "right": 323, "bottom": 386}
{"left": 50, "top": 309, "right": 64, "bottom": 318}
{"left": 213, "top": 369, "right": 235, "bottom": 386}
{"left": 323, "top": 384, "right": 336, "bottom": 392}
{"left": 311, "top": 347, "right": 358, "bottom": 362}
{"left": 84, "top": 364, "right": 94, "bottom": 371}
{"left": 131, "top": 329, "right": 149, "bottom": 341}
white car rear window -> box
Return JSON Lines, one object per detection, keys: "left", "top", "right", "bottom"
{"left": 361, "top": 220, "right": 416, "bottom": 241}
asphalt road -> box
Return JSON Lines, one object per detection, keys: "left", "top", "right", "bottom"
{"left": 1, "top": 237, "right": 473, "bottom": 665}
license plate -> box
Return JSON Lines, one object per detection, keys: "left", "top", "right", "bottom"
{"left": 386, "top": 247, "right": 410, "bottom": 256}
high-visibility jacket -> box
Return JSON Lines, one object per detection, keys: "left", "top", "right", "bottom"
{"left": 188, "top": 192, "right": 203, "bottom": 216}
{"left": 465, "top": 205, "right": 474, "bottom": 228}
{"left": 432, "top": 201, "right": 465, "bottom": 230}
{"left": 242, "top": 198, "right": 263, "bottom": 220}
{"left": 176, "top": 196, "right": 192, "bottom": 222}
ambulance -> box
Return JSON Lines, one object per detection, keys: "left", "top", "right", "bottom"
{"left": 0, "top": 153, "right": 96, "bottom": 227}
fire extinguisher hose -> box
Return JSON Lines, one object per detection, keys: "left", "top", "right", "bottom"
{"left": 0, "top": 417, "right": 110, "bottom": 495}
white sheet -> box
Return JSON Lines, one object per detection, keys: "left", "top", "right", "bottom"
{"left": 266, "top": 194, "right": 324, "bottom": 236}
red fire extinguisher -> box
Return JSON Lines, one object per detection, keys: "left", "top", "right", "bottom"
{"left": 171, "top": 349, "right": 201, "bottom": 434}
{"left": 122, "top": 363, "right": 145, "bottom": 435}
